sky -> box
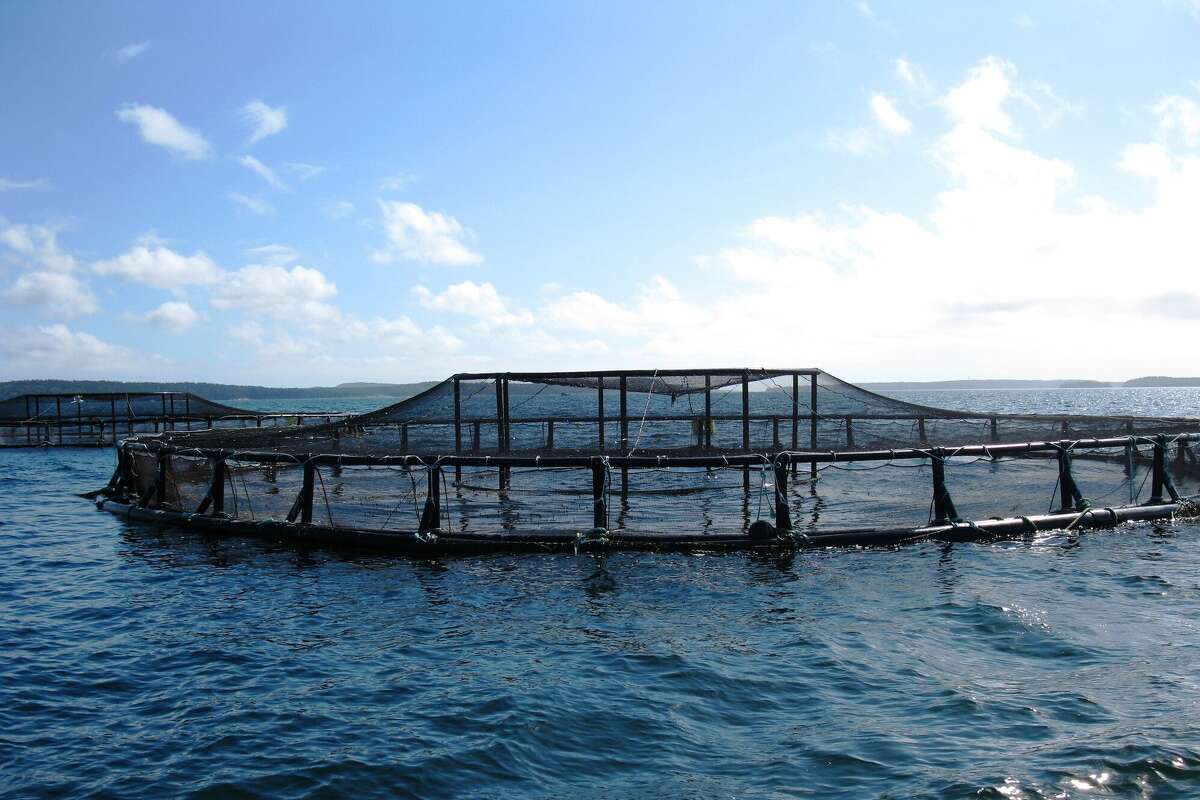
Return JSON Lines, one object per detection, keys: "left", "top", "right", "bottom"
{"left": 2, "top": 1, "right": 1200, "bottom": 385}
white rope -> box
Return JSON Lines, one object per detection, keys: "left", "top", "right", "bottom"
{"left": 627, "top": 370, "right": 658, "bottom": 455}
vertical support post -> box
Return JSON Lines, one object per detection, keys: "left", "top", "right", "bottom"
{"left": 931, "top": 451, "right": 958, "bottom": 524}
{"left": 1149, "top": 435, "right": 1179, "bottom": 504}
{"left": 168, "top": 394, "right": 175, "bottom": 431}
{"left": 772, "top": 417, "right": 780, "bottom": 449}
{"left": 597, "top": 377, "right": 605, "bottom": 451}
{"left": 546, "top": 419, "right": 555, "bottom": 449}
{"left": 55, "top": 396, "right": 62, "bottom": 445}
{"left": 110, "top": 397, "right": 116, "bottom": 445}
{"left": 502, "top": 377, "right": 511, "bottom": 453}
{"left": 918, "top": 417, "right": 927, "bottom": 444}
{"left": 25, "top": 395, "right": 31, "bottom": 445}
{"left": 473, "top": 420, "right": 481, "bottom": 451}
{"left": 809, "top": 373, "right": 819, "bottom": 480}
{"left": 1056, "top": 448, "right": 1086, "bottom": 512}
{"left": 498, "top": 377, "right": 510, "bottom": 489}
{"left": 418, "top": 465, "right": 442, "bottom": 535}
{"left": 400, "top": 423, "right": 408, "bottom": 452}
{"left": 154, "top": 451, "right": 169, "bottom": 507}
{"left": 791, "top": 373, "right": 799, "bottom": 476}
{"left": 453, "top": 378, "right": 462, "bottom": 482}
{"left": 703, "top": 375, "right": 712, "bottom": 450}
{"left": 619, "top": 375, "right": 629, "bottom": 495}
{"left": 774, "top": 458, "right": 791, "bottom": 531}
{"left": 845, "top": 417, "right": 854, "bottom": 449}
{"left": 742, "top": 371, "right": 751, "bottom": 491}
{"left": 592, "top": 460, "right": 607, "bottom": 531}
{"left": 210, "top": 457, "right": 225, "bottom": 515}
{"left": 300, "top": 460, "right": 316, "bottom": 523}
{"left": 990, "top": 418, "right": 999, "bottom": 443}
{"left": 1150, "top": 436, "right": 1166, "bottom": 504}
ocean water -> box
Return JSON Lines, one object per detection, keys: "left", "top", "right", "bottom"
{"left": 2, "top": 388, "right": 1200, "bottom": 799}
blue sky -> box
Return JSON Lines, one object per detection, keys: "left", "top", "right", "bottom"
{"left": 2, "top": 1, "right": 1200, "bottom": 385}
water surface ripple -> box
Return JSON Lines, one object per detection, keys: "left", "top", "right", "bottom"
{"left": 3, "top": 389, "right": 1200, "bottom": 798}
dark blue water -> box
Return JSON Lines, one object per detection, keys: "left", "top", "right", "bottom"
{"left": 3, "top": 389, "right": 1200, "bottom": 799}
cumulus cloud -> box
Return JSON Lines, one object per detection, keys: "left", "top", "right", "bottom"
{"left": 240, "top": 100, "right": 287, "bottom": 145}
{"left": 413, "top": 281, "right": 533, "bottom": 329}
{"left": 228, "top": 193, "right": 274, "bottom": 215}
{"left": 93, "top": 243, "right": 223, "bottom": 290}
{"left": 114, "top": 41, "right": 150, "bottom": 62}
{"left": 212, "top": 264, "right": 339, "bottom": 323}
{"left": 3, "top": 272, "right": 99, "bottom": 318}
{"left": 0, "top": 325, "right": 130, "bottom": 378}
{"left": 144, "top": 300, "right": 199, "bottom": 332}
{"left": 870, "top": 93, "right": 912, "bottom": 134}
{"left": 115, "top": 103, "right": 212, "bottom": 159}
{"left": 0, "top": 220, "right": 76, "bottom": 272}
{"left": 237, "top": 155, "right": 287, "bottom": 190}
{"left": 371, "top": 200, "right": 483, "bottom": 265}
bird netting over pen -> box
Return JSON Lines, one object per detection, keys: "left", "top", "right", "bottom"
{"left": 140, "top": 369, "right": 1200, "bottom": 457}
{"left": 91, "top": 368, "right": 1200, "bottom": 552}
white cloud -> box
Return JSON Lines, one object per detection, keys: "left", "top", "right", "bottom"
{"left": 226, "top": 320, "right": 266, "bottom": 347}
{"left": 228, "top": 193, "right": 274, "bottom": 215}
{"left": 522, "top": 57, "right": 1200, "bottom": 379}
{"left": 0, "top": 177, "right": 51, "bottom": 191}
{"left": 870, "top": 93, "right": 912, "bottom": 134}
{"left": 1012, "top": 14, "right": 1036, "bottom": 30}
{"left": 413, "top": 281, "right": 534, "bottom": 328}
{"left": 943, "top": 57, "right": 1019, "bottom": 136}
{"left": 115, "top": 103, "right": 212, "bottom": 159}
{"left": 114, "top": 41, "right": 150, "bottom": 62}
{"left": 371, "top": 200, "right": 483, "bottom": 265}
{"left": 895, "top": 59, "right": 917, "bottom": 87}
{"left": 855, "top": 1, "right": 875, "bottom": 20}
{"left": 93, "top": 243, "right": 223, "bottom": 290}
{"left": 212, "top": 264, "right": 339, "bottom": 323}
{"left": 0, "top": 325, "right": 130, "bottom": 378}
{"left": 0, "top": 220, "right": 76, "bottom": 272}
{"left": 1154, "top": 95, "right": 1200, "bottom": 146}
{"left": 237, "top": 155, "right": 287, "bottom": 190}
{"left": 3, "top": 272, "right": 99, "bottom": 318}
{"left": 245, "top": 244, "right": 300, "bottom": 265}
{"left": 144, "top": 300, "right": 199, "bottom": 332}
{"left": 285, "top": 162, "right": 325, "bottom": 181}
{"left": 240, "top": 100, "right": 287, "bottom": 146}
{"left": 323, "top": 200, "right": 355, "bottom": 219}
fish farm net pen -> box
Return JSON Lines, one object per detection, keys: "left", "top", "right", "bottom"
{"left": 78, "top": 368, "right": 1200, "bottom": 553}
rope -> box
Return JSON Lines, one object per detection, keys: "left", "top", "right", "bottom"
{"left": 627, "top": 370, "right": 659, "bottom": 455}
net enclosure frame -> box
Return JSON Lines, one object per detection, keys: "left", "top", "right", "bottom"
{"left": 90, "top": 368, "right": 1200, "bottom": 553}
{"left": 0, "top": 391, "right": 348, "bottom": 447}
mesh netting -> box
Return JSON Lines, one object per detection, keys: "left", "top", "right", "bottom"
{"left": 142, "top": 369, "right": 1200, "bottom": 457}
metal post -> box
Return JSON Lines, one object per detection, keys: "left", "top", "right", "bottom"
{"left": 774, "top": 458, "right": 791, "bottom": 530}
{"left": 199, "top": 457, "right": 226, "bottom": 515}
{"left": 597, "top": 377, "right": 605, "bottom": 451}
{"left": 845, "top": 417, "right": 855, "bottom": 449}
{"left": 400, "top": 423, "right": 408, "bottom": 452}
{"left": 592, "top": 460, "right": 607, "bottom": 531}
{"left": 810, "top": 373, "right": 819, "bottom": 480}
{"left": 620, "top": 375, "right": 629, "bottom": 495}
{"left": 1149, "top": 435, "right": 1179, "bottom": 504}
{"left": 772, "top": 417, "right": 780, "bottom": 449}
{"left": 289, "top": 460, "right": 315, "bottom": 524}
{"left": 918, "top": 417, "right": 927, "bottom": 444}
{"left": 990, "top": 418, "right": 999, "bottom": 443}
{"left": 55, "top": 396, "right": 62, "bottom": 445}
{"left": 1056, "top": 448, "right": 1086, "bottom": 512}
{"left": 419, "top": 465, "right": 442, "bottom": 535}
{"left": 453, "top": 378, "right": 462, "bottom": 482}
{"left": 704, "top": 375, "right": 712, "bottom": 450}
{"left": 742, "top": 371, "right": 750, "bottom": 491}
{"left": 473, "top": 420, "right": 481, "bottom": 451}
{"left": 546, "top": 419, "right": 555, "bottom": 450}
{"left": 931, "top": 452, "right": 959, "bottom": 524}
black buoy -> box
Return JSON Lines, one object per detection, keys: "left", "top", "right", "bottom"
{"left": 748, "top": 519, "right": 776, "bottom": 540}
